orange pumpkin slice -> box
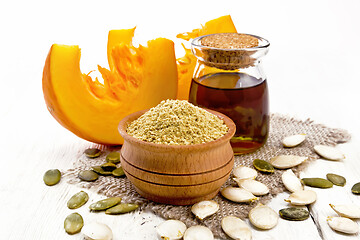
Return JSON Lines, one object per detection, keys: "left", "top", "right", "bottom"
{"left": 43, "top": 28, "right": 178, "bottom": 145}
{"left": 176, "top": 15, "right": 237, "bottom": 100}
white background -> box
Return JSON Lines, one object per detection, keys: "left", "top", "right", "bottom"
{"left": 2, "top": 0, "right": 360, "bottom": 137}
{"left": 1, "top": 0, "right": 360, "bottom": 239}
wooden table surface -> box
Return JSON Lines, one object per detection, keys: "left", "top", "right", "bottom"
{"left": 1, "top": 0, "right": 360, "bottom": 239}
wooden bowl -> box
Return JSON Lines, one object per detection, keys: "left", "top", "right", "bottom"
{"left": 118, "top": 109, "right": 236, "bottom": 205}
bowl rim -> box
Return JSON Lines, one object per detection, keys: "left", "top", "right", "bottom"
{"left": 118, "top": 108, "right": 236, "bottom": 150}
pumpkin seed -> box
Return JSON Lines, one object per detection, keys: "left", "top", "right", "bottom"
{"left": 89, "top": 197, "right": 122, "bottom": 211}
{"left": 327, "top": 216, "right": 359, "bottom": 234}
{"left": 106, "top": 152, "right": 120, "bottom": 164}
{"left": 270, "top": 155, "right": 307, "bottom": 169}
{"left": 279, "top": 207, "right": 310, "bottom": 221}
{"left": 221, "top": 215, "right": 252, "bottom": 240}
{"left": 233, "top": 178, "right": 269, "bottom": 196}
{"left": 221, "top": 187, "right": 258, "bottom": 203}
{"left": 100, "top": 162, "right": 117, "bottom": 172}
{"left": 67, "top": 191, "right": 89, "bottom": 209}
{"left": 326, "top": 173, "right": 346, "bottom": 186}
{"left": 183, "top": 225, "right": 214, "bottom": 240}
{"left": 253, "top": 159, "right": 274, "bottom": 173}
{"left": 284, "top": 190, "right": 317, "bottom": 205}
{"left": 91, "top": 166, "right": 112, "bottom": 176}
{"left": 64, "top": 212, "right": 83, "bottom": 235}
{"left": 281, "top": 169, "right": 303, "bottom": 193}
{"left": 249, "top": 203, "right": 278, "bottom": 230}
{"left": 314, "top": 145, "right": 345, "bottom": 161}
{"left": 84, "top": 148, "right": 102, "bottom": 158}
{"left": 105, "top": 203, "right": 139, "bottom": 215}
{"left": 43, "top": 169, "right": 61, "bottom": 186}
{"left": 301, "top": 178, "right": 333, "bottom": 188}
{"left": 82, "top": 222, "right": 113, "bottom": 240}
{"left": 191, "top": 200, "right": 219, "bottom": 220}
{"left": 282, "top": 134, "right": 306, "bottom": 147}
{"left": 112, "top": 167, "right": 125, "bottom": 177}
{"left": 329, "top": 204, "right": 360, "bottom": 219}
{"left": 156, "top": 219, "right": 187, "bottom": 240}
{"left": 351, "top": 182, "right": 360, "bottom": 194}
{"left": 78, "top": 170, "right": 99, "bottom": 181}
{"left": 233, "top": 165, "right": 257, "bottom": 180}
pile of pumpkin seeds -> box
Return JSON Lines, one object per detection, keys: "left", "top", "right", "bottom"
{"left": 78, "top": 148, "right": 125, "bottom": 182}
{"left": 63, "top": 193, "right": 139, "bottom": 237}
{"left": 43, "top": 139, "right": 359, "bottom": 238}
{"left": 89, "top": 196, "right": 139, "bottom": 214}
{"left": 63, "top": 149, "right": 138, "bottom": 236}
{"left": 327, "top": 202, "right": 360, "bottom": 234}
{"left": 215, "top": 134, "right": 359, "bottom": 238}
{"left": 43, "top": 148, "right": 141, "bottom": 239}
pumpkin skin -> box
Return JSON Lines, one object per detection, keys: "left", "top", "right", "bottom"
{"left": 42, "top": 29, "right": 178, "bottom": 145}
{"left": 176, "top": 15, "right": 237, "bottom": 100}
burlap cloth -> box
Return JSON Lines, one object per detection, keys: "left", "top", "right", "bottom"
{"left": 64, "top": 113, "right": 351, "bottom": 239}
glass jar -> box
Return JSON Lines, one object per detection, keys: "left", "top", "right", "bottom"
{"left": 189, "top": 33, "right": 270, "bottom": 154}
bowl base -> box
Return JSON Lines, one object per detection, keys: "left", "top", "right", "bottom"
{"left": 134, "top": 186, "right": 220, "bottom": 206}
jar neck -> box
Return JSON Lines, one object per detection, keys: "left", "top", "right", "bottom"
{"left": 194, "top": 60, "right": 266, "bottom": 81}
{"left": 191, "top": 33, "right": 269, "bottom": 70}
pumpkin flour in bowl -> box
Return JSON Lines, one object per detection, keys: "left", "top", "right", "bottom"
{"left": 126, "top": 99, "right": 229, "bottom": 145}
{"left": 119, "top": 100, "right": 236, "bottom": 205}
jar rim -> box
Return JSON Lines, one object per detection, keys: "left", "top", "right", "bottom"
{"left": 191, "top": 33, "right": 270, "bottom": 51}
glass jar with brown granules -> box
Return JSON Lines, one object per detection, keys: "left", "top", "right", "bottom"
{"left": 188, "top": 33, "right": 270, "bottom": 154}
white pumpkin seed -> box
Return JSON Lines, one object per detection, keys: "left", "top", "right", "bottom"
{"left": 221, "top": 216, "right": 252, "bottom": 240}
{"left": 82, "top": 222, "right": 113, "bottom": 240}
{"left": 183, "top": 225, "right": 213, "bottom": 240}
{"left": 327, "top": 216, "right": 359, "bottom": 234}
{"left": 221, "top": 187, "right": 258, "bottom": 203}
{"left": 329, "top": 204, "right": 360, "bottom": 219}
{"left": 270, "top": 155, "right": 307, "bottom": 169}
{"left": 284, "top": 190, "right": 317, "bottom": 205}
{"left": 248, "top": 203, "right": 279, "bottom": 230}
{"left": 156, "top": 219, "right": 187, "bottom": 240}
{"left": 282, "top": 134, "right": 306, "bottom": 147}
{"left": 281, "top": 169, "right": 303, "bottom": 193}
{"left": 191, "top": 200, "right": 219, "bottom": 220}
{"left": 314, "top": 145, "right": 345, "bottom": 161}
{"left": 233, "top": 165, "right": 257, "bottom": 180}
{"left": 233, "top": 178, "right": 269, "bottom": 196}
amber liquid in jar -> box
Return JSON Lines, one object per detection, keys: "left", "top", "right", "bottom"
{"left": 189, "top": 72, "right": 269, "bottom": 154}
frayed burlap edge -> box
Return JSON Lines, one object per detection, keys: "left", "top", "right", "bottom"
{"left": 63, "top": 113, "right": 351, "bottom": 239}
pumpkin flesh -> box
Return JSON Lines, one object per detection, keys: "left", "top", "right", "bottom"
{"left": 43, "top": 29, "right": 178, "bottom": 145}
{"left": 176, "top": 15, "right": 237, "bottom": 100}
